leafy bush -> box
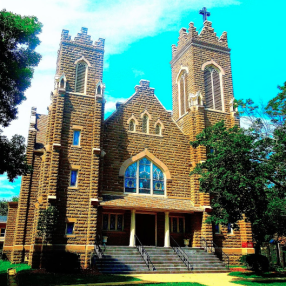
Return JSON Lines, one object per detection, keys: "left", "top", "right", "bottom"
{"left": 239, "top": 254, "right": 269, "bottom": 272}
{"left": 43, "top": 251, "right": 81, "bottom": 273}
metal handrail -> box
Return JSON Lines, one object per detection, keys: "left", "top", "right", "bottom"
{"left": 94, "top": 236, "right": 105, "bottom": 259}
{"left": 200, "top": 237, "right": 229, "bottom": 269}
{"left": 134, "top": 235, "right": 156, "bottom": 271}
{"left": 170, "top": 236, "right": 193, "bottom": 271}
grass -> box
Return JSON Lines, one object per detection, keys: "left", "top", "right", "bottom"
{"left": 229, "top": 272, "right": 286, "bottom": 278}
{"left": 124, "top": 284, "right": 206, "bottom": 286}
{"left": 229, "top": 271, "right": 286, "bottom": 286}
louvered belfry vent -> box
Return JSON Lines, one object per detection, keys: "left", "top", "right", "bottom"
{"left": 203, "top": 67, "right": 223, "bottom": 111}
{"left": 75, "top": 62, "right": 87, "bottom": 93}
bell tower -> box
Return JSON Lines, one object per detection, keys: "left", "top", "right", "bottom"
{"left": 170, "top": 13, "right": 239, "bottom": 245}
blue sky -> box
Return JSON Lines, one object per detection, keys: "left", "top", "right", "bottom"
{"left": 1, "top": 0, "right": 286, "bottom": 199}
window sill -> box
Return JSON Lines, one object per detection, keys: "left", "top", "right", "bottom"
{"left": 68, "top": 187, "right": 78, "bottom": 190}
{"left": 205, "top": 108, "right": 229, "bottom": 114}
{"left": 65, "top": 235, "right": 76, "bottom": 238}
{"left": 127, "top": 131, "right": 163, "bottom": 137}
{"left": 71, "top": 145, "right": 82, "bottom": 148}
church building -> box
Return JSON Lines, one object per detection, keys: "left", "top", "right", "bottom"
{"left": 3, "top": 13, "right": 254, "bottom": 270}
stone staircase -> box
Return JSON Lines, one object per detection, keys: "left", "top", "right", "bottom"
{"left": 94, "top": 246, "right": 228, "bottom": 274}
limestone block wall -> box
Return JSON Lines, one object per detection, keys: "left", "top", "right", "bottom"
{"left": 102, "top": 80, "right": 191, "bottom": 199}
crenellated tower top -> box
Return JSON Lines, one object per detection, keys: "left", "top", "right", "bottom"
{"left": 171, "top": 20, "right": 229, "bottom": 61}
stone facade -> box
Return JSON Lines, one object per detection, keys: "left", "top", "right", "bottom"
{"left": 4, "top": 20, "right": 253, "bottom": 268}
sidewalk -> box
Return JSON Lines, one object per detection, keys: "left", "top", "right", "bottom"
{"left": 129, "top": 273, "right": 236, "bottom": 286}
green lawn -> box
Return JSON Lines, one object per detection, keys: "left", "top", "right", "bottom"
{"left": 124, "top": 284, "right": 206, "bottom": 286}
{"left": 229, "top": 271, "right": 286, "bottom": 286}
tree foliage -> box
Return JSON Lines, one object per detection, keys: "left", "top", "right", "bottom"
{"left": 0, "top": 9, "right": 42, "bottom": 126}
{"left": 0, "top": 10, "right": 42, "bottom": 181}
{"left": 37, "top": 206, "right": 59, "bottom": 244}
{"left": 190, "top": 82, "right": 286, "bottom": 251}
{"left": 0, "top": 196, "right": 19, "bottom": 216}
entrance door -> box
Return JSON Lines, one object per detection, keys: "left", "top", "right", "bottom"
{"left": 136, "top": 214, "right": 155, "bottom": 246}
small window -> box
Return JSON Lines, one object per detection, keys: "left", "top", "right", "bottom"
{"left": 142, "top": 114, "right": 149, "bottom": 133}
{"left": 0, "top": 229, "right": 5, "bottom": 237}
{"left": 155, "top": 123, "right": 161, "bottom": 135}
{"left": 73, "top": 130, "right": 81, "bottom": 146}
{"left": 214, "top": 224, "right": 220, "bottom": 234}
{"left": 60, "top": 78, "right": 65, "bottom": 88}
{"left": 70, "top": 170, "right": 78, "bottom": 187}
{"left": 129, "top": 120, "right": 135, "bottom": 132}
{"left": 102, "top": 214, "right": 124, "bottom": 231}
{"left": 170, "top": 217, "right": 185, "bottom": 233}
{"left": 97, "top": 85, "right": 101, "bottom": 95}
{"left": 227, "top": 223, "right": 233, "bottom": 234}
{"left": 66, "top": 223, "right": 74, "bottom": 235}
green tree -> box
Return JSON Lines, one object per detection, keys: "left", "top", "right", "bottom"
{"left": 0, "top": 196, "right": 18, "bottom": 215}
{"left": 0, "top": 10, "right": 42, "bottom": 181}
{"left": 190, "top": 83, "right": 286, "bottom": 254}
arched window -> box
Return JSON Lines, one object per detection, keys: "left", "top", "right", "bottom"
{"left": 60, "top": 78, "right": 65, "bottom": 88}
{"left": 178, "top": 72, "right": 188, "bottom": 117}
{"left": 97, "top": 85, "right": 101, "bottom": 95}
{"left": 155, "top": 123, "right": 161, "bottom": 135}
{"left": 75, "top": 61, "right": 88, "bottom": 93}
{"left": 142, "top": 114, "right": 149, "bottom": 133}
{"left": 204, "top": 66, "right": 223, "bottom": 111}
{"left": 124, "top": 157, "right": 165, "bottom": 195}
{"left": 129, "top": 119, "right": 135, "bottom": 132}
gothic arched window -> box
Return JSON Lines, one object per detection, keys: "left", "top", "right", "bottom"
{"left": 204, "top": 66, "right": 223, "bottom": 111}
{"left": 124, "top": 158, "right": 165, "bottom": 195}
{"left": 129, "top": 119, "right": 135, "bottom": 132}
{"left": 142, "top": 114, "right": 149, "bottom": 133}
{"left": 75, "top": 61, "right": 88, "bottom": 93}
{"left": 155, "top": 123, "right": 161, "bottom": 135}
{"left": 178, "top": 71, "right": 188, "bottom": 117}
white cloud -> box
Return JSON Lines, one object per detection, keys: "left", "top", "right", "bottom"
{"left": 105, "top": 94, "right": 129, "bottom": 113}
{"left": 1, "top": 0, "right": 240, "bottom": 141}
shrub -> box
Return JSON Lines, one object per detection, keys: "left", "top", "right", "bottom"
{"left": 239, "top": 254, "right": 269, "bottom": 272}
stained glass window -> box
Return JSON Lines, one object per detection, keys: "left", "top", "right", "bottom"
{"left": 124, "top": 157, "right": 165, "bottom": 195}
{"left": 70, "top": 170, "right": 78, "bottom": 187}
{"left": 73, "top": 130, "right": 81, "bottom": 146}
{"left": 214, "top": 224, "right": 220, "bottom": 234}
{"left": 153, "top": 165, "right": 164, "bottom": 195}
{"left": 227, "top": 223, "right": 233, "bottom": 234}
{"left": 66, "top": 223, "right": 74, "bottom": 235}
{"left": 139, "top": 158, "right": 151, "bottom": 194}
{"left": 142, "top": 114, "right": 148, "bottom": 133}
{"left": 125, "top": 162, "right": 137, "bottom": 193}
{"left": 129, "top": 120, "right": 135, "bottom": 131}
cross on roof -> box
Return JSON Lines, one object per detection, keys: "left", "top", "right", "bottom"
{"left": 199, "top": 7, "right": 211, "bottom": 22}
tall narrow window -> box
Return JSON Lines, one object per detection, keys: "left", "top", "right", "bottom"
{"left": 129, "top": 119, "right": 135, "bottom": 132}
{"left": 142, "top": 114, "right": 149, "bottom": 133}
{"left": 73, "top": 130, "right": 81, "bottom": 146}
{"left": 178, "top": 72, "right": 187, "bottom": 117}
{"left": 124, "top": 157, "right": 165, "bottom": 195}
{"left": 204, "top": 66, "right": 223, "bottom": 111}
{"left": 70, "top": 170, "right": 78, "bottom": 187}
{"left": 155, "top": 123, "right": 161, "bottom": 135}
{"left": 75, "top": 61, "right": 87, "bottom": 93}
{"left": 66, "top": 223, "right": 74, "bottom": 235}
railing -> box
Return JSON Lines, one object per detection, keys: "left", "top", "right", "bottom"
{"left": 200, "top": 237, "right": 229, "bottom": 269}
{"left": 170, "top": 236, "right": 193, "bottom": 271}
{"left": 94, "top": 235, "right": 105, "bottom": 259}
{"left": 134, "top": 235, "right": 156, "bottom": 271}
